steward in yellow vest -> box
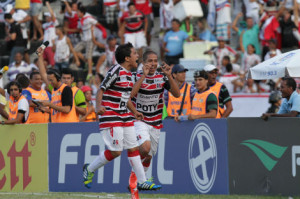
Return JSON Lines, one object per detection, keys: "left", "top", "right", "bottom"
{"left": 23, "top": 72, "right": 50, "bottom": 123}
{"left": 188, "top": 70, "right": 218, "bottom": 120}
{"left": 40, "top": 69, "right": 78, "bottom": 123}
{"left": 164, "top": 64, "right": 196, "bottom": 121}
{"left": 204, "top": 64, "right": 233, "bottom": 118}
{"left": 2, "top": 81, "right": 29, "bottom": 124}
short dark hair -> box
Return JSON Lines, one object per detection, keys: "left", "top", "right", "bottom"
{"left": 194, "top": 70, "right": 208, "bottom": 80}
{"left": 16, "top": 75, "right": 30, "bottom": 89}
{"left": 225, "top": 64, "right": 233, "bottom": 73}
{"left": 143, "top": 50, "right": 157, "bottom": 62}
{"left": 78, "top": 5, "right": 86, "bottom": 14}
{"left": 128, "top": 2, "right": 135, "bottom": 8}
{"left": 47, "top": 69, "right": 61, "bottom": 81}
{"left": 172, "top": 18, "right": 181, "bottom": 26}
{"left": 4, "top": 13, "right": 12, "bottom": 20}
{"left": 62, "top": 68, "right": 73, "bottom": 77}
{"left": 223, "top": 56, "right": 230, "bottom": 62}
{"left": 282, "top": 77, "right": 297, "bottom": 91}
{"left": 7, "top": 81, "right": 22, "bottom": 93}
{"left": 30, "top": 71, "right": 41, "bottom": 79}
{"left": 115, "top": 43, "right": 134, "bottom": 64}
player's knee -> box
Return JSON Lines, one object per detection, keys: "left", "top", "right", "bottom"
{"left": 110, "top": 150, "right": 122, "bottom": 157}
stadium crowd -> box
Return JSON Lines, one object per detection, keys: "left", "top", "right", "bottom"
{"left": 0, "top": 0, "right": 300, "bottom": 119}
{"left": 2, "top": 0, "right": 300, "bottom": 198}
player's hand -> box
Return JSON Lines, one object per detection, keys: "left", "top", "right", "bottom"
{"left": 188, "top": 114, "right": 195, "bottom": 120}
{"left": 261, "top": 113, "right": 270, "bottom": 121}
{"left": 97, "top": 106, "right": 106, "bottom": 115}
{"left": 161, "top": 62, "right": 172, "bottom": 76}
{"left": 134, "top": 111, "right": 144, "bottom": 120}
{"left": 174, "top": 115, "right": 179, "bottom": 122}
{"left": 142, "top": 63, "right": 151, "bottom": 76}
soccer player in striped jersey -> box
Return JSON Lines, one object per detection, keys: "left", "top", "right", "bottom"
{"left": 83, "top": 43, "right": 161, "bottom": 191}
{"left": 127, "top": 50, "right": 180, "bottom": 196}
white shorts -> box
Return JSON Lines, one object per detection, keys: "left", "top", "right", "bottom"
{"left": 135, "top": 121, "right": 160, "bottom": 156}
{"left": 124, "top": 31, "right": 146, "bottom": 49}
{"left": 101, "top": 126, "right": 138, "bottom": 151}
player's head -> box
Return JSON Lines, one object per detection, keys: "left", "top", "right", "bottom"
{"left": 77, "top": 5, "right": 86, "bottom": 18}
{"left": 280, "top": 77, "right": 296, "bottom": 98}
{"left": 30, "top": 71, "right": 43, "bottom": 90}
{"left": 47, "top": 69, "right": 61, "bottom": 88}
{"left": 143, "top": 50, "right": 158, "bottom": 75}
{"left": 115, "top": 42, "right": 138, "bottom": 68}
{"left": 7, "top": 81, "right": 22, "bottom": 99}
{"left": 203, "top": 64, "right": 218, "bottom": 85}
{"left": 193, "top": 70, "right": 208, "bottom": 91}
{"left": 128, "top": 2, "right": 136, "bottom": 14}
{"left": 61, "top": 68, "right": 74, "bottom": 87}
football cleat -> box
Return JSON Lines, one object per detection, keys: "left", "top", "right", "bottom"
{"left": 137, "top": 179, "right": 162, "bottom": 191}
{"left": 83, "top": 164, "right": 94, "bottom": 189}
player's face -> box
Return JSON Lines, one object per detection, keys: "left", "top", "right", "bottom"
{"left": 280, "top": 80, "right": 292, "bottom": 99}
{"left": 207, "top": 69, "right": 218, "bottom": 85}
{"left": 9, "top": 85, "right": 20, "bottom": 99}
{"left": 84, "top": 90, "right": 92, "bottom": 101}
{"left": 128, "top": 48, "right": 138, "bottom": 68}
{"left": 194, "top": 77, "right": 208, "bottom": 92}
{"left": 47, "top": 74, "right": 59, "bottom": 89}
{"left": 30, "top": 74, "right": 43, "bottom": 89}
{"left": 145, "top": 53, "right": 158, "bottom": 75}
{"left": 62, "top": 74, "right": 73, "bottom": 86}
{"left": 174, "top": 71, "right": 186, "bottom": 82}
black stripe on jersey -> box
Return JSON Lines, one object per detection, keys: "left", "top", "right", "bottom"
{"left": 138, "top": 88, "right": 164, "bottom": 95}
{"left": 142, "top": 109, "right": 162, "bottom": 117}
{"left": 100, "top": 116, "right": 134, "bottom": 122}
{"left": 117, "top": 76, "right": 132, "bottom": 81}
{"left": 102, "top": 95, "right": 120, "bottom": 103}
{"left": 111, "top": 85, "right": 132, "bottom": 92}
{"left": 144, "top": 120, "right": 162, "bottom": 127}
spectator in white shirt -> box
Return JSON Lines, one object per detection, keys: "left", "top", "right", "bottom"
{"left": 7, "top": 52, "right": 31, "bottom": 82}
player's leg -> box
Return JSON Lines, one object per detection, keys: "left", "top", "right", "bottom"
{"left": 124, "top": 125, "right": 161, "bottom": 191}
{"left": 83, "top": 127, "right": 123, "bottom": 188}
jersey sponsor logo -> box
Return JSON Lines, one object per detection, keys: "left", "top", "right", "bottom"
{"left": 189, "top": 123, "right": 217, "bottom": 193}
{"left": 137, "top": 103, "right": 158, "bottom": 112}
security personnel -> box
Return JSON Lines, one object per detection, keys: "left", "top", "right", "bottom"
{"left": 61, "top": 68, "right": 86, "bottom": 121}
{"left": 2, "top": 81, "right": 29, "bottom": 124}
{"left": 165, "top": 64, "right": 196, "bottom": 119}
{"left": 40, "top": 69, "right": 78, "bottom": 123}
{"left": 80, "top": 86, "right": 96, "bottom": 122}
{"left": 188, "top": 70, "right": 218, "bottom": 120}
{"left": 23, "top": 71, "right": 51, "bottom": 123}
{"left": 204, "top": 64, "right": 233, "bottom": 118}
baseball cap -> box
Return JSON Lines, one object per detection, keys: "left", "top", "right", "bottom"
{"left": 107, "top": 35, "right": 116, "bottom": 41}
{"left": 172, "top": 64, "right": 188, "bottom": 74}
{"left": 44, "top": 12, "right": 51, "bottom": 17}
{"left": 81, "top": 85, "right": 92, "bottom": 93}
{"left": 203, "top": 64, "right": 218, "bottom": 72}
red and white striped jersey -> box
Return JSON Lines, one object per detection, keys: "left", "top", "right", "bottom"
{"left": 132, "top": 72, "right": 170, "bottom": 129}
{"left": 99, "top": 64, "right": 134, "bottom": 129}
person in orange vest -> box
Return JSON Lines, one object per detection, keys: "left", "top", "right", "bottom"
{"left": 22, "top": 71, "right": 51, "bottom": 123}
{"left": 204, "top": 64, "right": 233, "bottom": 118}
{"left": 37, "top": 48, "right": 78, "bottom": 123}
{"left": 1, "top": 81, "right": 29, "bottom": 124}
{"left": 61, "top": 68, "right": 87, "bottom": 120}
{"left": 188, "top": 70, "right": 218, "bottom": 120}
{"left": 80, "top": 85, "right": 96, "bottom": 122}
{"left": 164, "top": 64, "right": 196, "bottom": 121}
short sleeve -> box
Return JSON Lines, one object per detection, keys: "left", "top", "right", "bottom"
{"left": 291, "top": 95, "right": 300, "bottom": 113}
{"left": 183, "top": 31, "right": 189, "bottom": 40}
{"left": 74, "top": 89, "right": 87, "bottom": 108}
{"left": 18, "top": 98, "right": 29, "bottom": 112}
{"left": 100, "top": 66, "right": 119, "bottom": 91}
{"left": 277, "top": 100, "right": 288, "bottom": 114}
{"left": 206, "top": 93, "right": 218, "bottom": 111}
{"left": 22, "top": 90, "right": 32, "bottom": 101}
